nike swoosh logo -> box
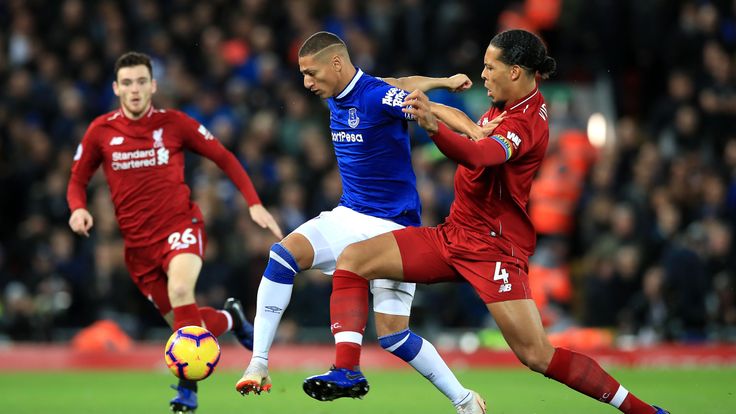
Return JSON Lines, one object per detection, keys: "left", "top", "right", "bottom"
{"left": 345, "top": 373, "right": 363, "bottom": 380}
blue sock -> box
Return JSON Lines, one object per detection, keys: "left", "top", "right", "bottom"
{"left": 263, "top": 243, "right": 300, "bottom": 284}
{"left": 380, "top": 329, "right": 470, "bottom": 406}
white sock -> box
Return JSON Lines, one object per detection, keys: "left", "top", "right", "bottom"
{"left": 250, "top": 277, "right": 293, "bottom": 364}
{"left": 380, "top": 329, "right": 470, "bottom": 405}
{"left": 411, "top": 338, "right": 471, "bottom": 406}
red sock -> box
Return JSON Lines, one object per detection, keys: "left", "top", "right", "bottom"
{"left": 172, "top": 303, "right": 202, "bottom": 331}
{"left": 200, "top": 306, "right": 229, "bottom": 336}
{"left": 545, "top": 348, "right": 655, "bottom": 414}
{"left": 331, "top": 269, "right": 369, "bottom": 370}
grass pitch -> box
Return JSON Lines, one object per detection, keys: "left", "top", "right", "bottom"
{"left": 2, "top": 368, "right": 734, "bottom": 413}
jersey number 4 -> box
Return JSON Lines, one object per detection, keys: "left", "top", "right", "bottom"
{"left": 494, "top": 262, "right": 512, "bottom": 293}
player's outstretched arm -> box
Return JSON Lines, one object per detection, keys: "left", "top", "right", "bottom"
{"left": 249, "top": 204, "right": 284, "bottom": 240}
{"left": 403, "top": 90, "right": 509, "bottom": 169}
{"left": 430, "top": 103, "right": 504, "bottom": 141}
{"left": 69, "top": 208, "right": 94, "bottom": 237}
{"left": 382, "top": 74, "right": 472, "bottom": 93}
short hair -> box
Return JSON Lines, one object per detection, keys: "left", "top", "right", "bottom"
{"left": 490, "top": 30, "right": 556, "bottom": 79}
{"left": 298, "top": 31, "right": 347, "bottom": 57}
{"left": 114, "top": 52, "right": 153, "bottom": 79}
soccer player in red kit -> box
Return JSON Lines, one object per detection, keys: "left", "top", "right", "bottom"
{"left": 306, "top": 30, "right": 669, "bottom": 414}
{"left": 67, "top": 52, "right": 283, "bottom": 413}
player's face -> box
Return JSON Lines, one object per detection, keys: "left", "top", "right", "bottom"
{"left": 481, "top": 45, "right": 512, "bottom": 103}
{"left": 113, "top": 65, "right": 157, "bottom": 119}
{"left": 299, "top": 54, "right": 339, "bottom": 99}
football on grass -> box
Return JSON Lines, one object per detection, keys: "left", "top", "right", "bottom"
{"left": 164, "top": 326, "right": 221, "bottom": 381}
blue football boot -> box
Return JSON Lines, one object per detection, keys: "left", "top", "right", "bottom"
{"left": 224, "top": 298, "right": 254, "bottom": 350}
{"left": 169, "top": 384, "right": 197, "bottom": 413}
{"left": 653, "top": 405, "right": 670, "bottom": 414}
{"left": 303, "top": 365, "right": 370, "bottom": 401}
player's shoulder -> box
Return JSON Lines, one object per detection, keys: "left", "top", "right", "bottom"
{"left": 360, "top": 73, "right": 396, "bottom": 96}
{"left": 151, "top": 107, "right": 188, "bottom": 121}
{"left": 90, "top": 109, "right": 124, "bottom": 128}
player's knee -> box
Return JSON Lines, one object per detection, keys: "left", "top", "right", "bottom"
{"left": 168, "top": 281, "right": 193, "bottom": 303}
{"left": 263, "top": 243, "right": 300, "bottom": 284}
{"left": 374, "top": 313, "right": 409, "bottom": 337}
{"left": 336, "top": 243, "right": 371, "bottom": 275}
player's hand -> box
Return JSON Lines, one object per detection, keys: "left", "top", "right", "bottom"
{"left": 469, "top": 111, "right": 507, "bottom": 141}
{"left": 402, "top": 90, "right": 438, "bottom": 135}
{"left": 69, "top": 208, "right": 94, "bottom": 237}
{"left": 249, "top": 204, "right": 284, "bottom": 240}
{"left": 446, "top": 74, "right": 472, "bottom": 92}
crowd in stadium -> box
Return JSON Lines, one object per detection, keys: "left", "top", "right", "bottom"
{"left": 0, "top": 0, "right": 734, "bottom": 345}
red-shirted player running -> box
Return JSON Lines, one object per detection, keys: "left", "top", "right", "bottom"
{"left": 66, "top": 52, "right": 283, "bottom": 414}
{"left": 304, "top": 30, "right": 669, "bottom": 414}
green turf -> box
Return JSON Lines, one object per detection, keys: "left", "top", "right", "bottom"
{"left": 2, "top": 368, "right": 734, "bottom": 413}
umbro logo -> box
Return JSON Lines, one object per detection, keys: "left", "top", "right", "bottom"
{"left": 265, "top": 306, "right": 283, "bottom": 314}
{"left": 109, "top": 136, "right": 125, "bottom": 146}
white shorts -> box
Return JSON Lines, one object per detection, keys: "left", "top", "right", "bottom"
{"left": 294, "top": 206, "right": 416, "bottom": 316}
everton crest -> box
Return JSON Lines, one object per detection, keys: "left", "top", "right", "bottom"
{"left": 348, "top": 108, "right": 360, "bottom": 128}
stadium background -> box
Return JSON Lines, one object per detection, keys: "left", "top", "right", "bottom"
{"left": 1, "top": 0, "right": 736, "bottom": 401}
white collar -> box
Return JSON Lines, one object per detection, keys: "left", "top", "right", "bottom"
{"left": 336, "top": 68, "right": 363, "bottom": 100}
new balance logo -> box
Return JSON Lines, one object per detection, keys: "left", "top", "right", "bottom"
{"left": 499, "top": 283, "right": 512, "bottom": 293}
{"left": 109, "top": 136, "right": 125, "bottom": 146}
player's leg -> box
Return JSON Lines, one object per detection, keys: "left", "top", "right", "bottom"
{"left": 237, "top": 232, "right": 311, "bottom": 395}
{"left": 166, "top": 252, "right": 205, "bottom": 330}
{"left": 374, "top": 301, "right": 478, "bottom": 411}
{"left": 489, "top": 298, "right": 666, "bottom": 414}
{"left": 302, "top": 231, "right": 403, "bottom": 401}
{"left": 125, "top": 247, "right": 201, "bottom": 414}
{"left": 305, "top": 226, "right": 482, "bottom": 407}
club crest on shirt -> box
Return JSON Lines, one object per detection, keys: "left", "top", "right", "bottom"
{"left": 152, "top": 128, "right": 164, "bottom": 148}
{"left": 348, "top": 107, "right": 360, "bottom": 128}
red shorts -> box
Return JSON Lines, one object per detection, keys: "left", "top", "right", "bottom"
{"left": 393, "top": 223, "right": 531, "bottom": 303}
{"left": 124, "top": 219, "right": 207, "bottom": 315}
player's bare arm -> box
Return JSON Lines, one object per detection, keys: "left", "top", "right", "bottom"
{"left": 249, "top": 204, "right": 284, "bottom": 240}
{"left": 69, "top": 208, "right": 94, "bottom": 237}
{"left": 429, "top": 103, "right": 504, "bottom": 141}
{"left": 382, "top": 73, "right": 471, "bottom": 93}
{"left": 404, "top": 90, "right": 509, "bottom": 169}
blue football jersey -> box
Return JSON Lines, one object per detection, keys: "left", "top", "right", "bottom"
{"left": 327, "top": 69, "right": 420, "bottom": 227}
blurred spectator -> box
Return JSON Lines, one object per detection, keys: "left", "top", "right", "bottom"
{"left": 0, "top": 1, "right": 734, "bottom": 345}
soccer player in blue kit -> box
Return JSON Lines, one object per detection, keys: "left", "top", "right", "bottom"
{"left": 235, "top": 31, "right": 491, "bottom": 414}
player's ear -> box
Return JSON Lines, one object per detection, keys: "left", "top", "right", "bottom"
{"left": 112, "top": 81, "right": 120, "bottom": 97}
{"left": 332, "top": 54, "right": 343, "bottom": 72}
{"left": 509, "top": 65, "right": 522, "bottom": 81}
{"left": 151, "top": 78, "right": 158, "bottom": 94}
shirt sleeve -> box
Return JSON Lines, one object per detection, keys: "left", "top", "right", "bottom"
{"left": 429, "top": 122, "right": 510, "bottom": 169}
{"left": 367, "top": 84, "right": 416, "bottom": 122}
{"left": 66, "top": 123, "right": 102, "bottom": 211}
{"left": 488, "top": 117, "right": 530, "bottom": 161}
{"left": 178, "top": 113, "right": 262, "bottom": 206}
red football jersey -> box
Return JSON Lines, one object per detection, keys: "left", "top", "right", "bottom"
{"left": 444, "top": 87, "right": 549, "bottom": 261}
{"left": 67, "top": 106, "right": 260, "bottom": 247}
